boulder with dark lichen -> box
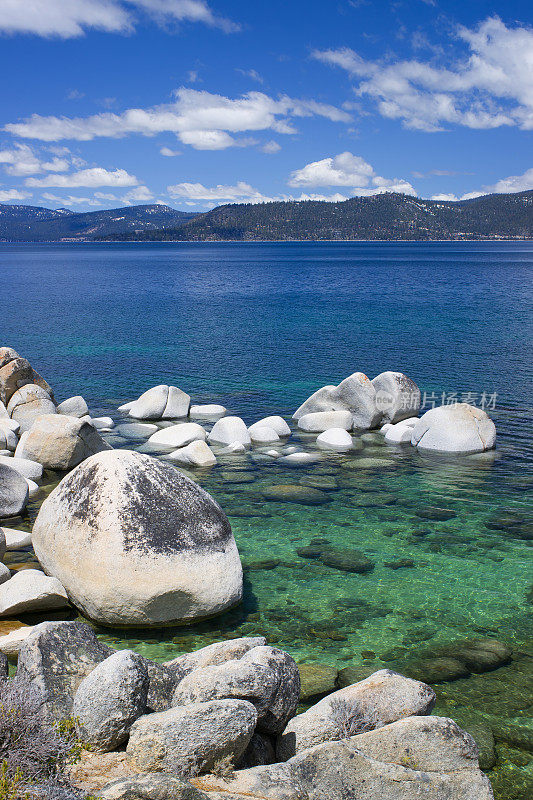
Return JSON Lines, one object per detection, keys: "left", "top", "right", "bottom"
{"left": 16, "top": 620, "right": 114, "bottom": 720}
{"left": 32, "top": 450, "right": 243, "bottom": 627}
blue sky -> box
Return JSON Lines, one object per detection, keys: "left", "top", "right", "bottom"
{"left": 0, "top": 0, "right": 532, "bottom": 211}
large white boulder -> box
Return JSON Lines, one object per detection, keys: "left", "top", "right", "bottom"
{"left": 297, "top": 410, "right": 352, "bottom": 432}
{"left": 32, "top": 450, "right": 243, "bottom": 627}
{"left": 372, "top": 371, "right": 421, "bottom": 424}
{"left": 411, "top": 403, "right": 496, "bottom": 454}
{"left": 294, "top": 372, "right": 381, "bottom": 430}
{"left": 128, "top": 385, "right": 190, "bottom": 420}
{"left": 0, "top": 462, "right": 29, "bottom": 518}
{"left": 316, "top": 428, "right": 353, "bottom": 452}
{"left": 250, "top": 426, "right": 280, "bottom": 444}
{"left": 249, "top": 416, "right": 291, "bottom": 437}
{"left": 57, "top": 396, "right": 89, "bottom": 418}
{"left": 15, "top": 414, "right": 111, "bottom": 470}
{"left": 168, "top": 441, "right": 217, "bottom": 467}
{"left": 208, "top": 417, "right": 251, "bottom": 447}
{"left": 7, "top": 384, "right": 56, "bottom": 432}
{"left": 148, "top": 422, "right": 206, "bottom": 448}
{"left": 0, "top": 569, "right": 69, "bottom": 616}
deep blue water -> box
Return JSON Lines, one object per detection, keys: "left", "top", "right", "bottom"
{"left": 2, "top": 242, "right": 532, "bottom": 428}
{"left": 2, "top": 243, "right": 533, "bottom": 787}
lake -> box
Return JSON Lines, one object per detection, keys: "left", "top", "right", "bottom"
{"left": 2, "top": 241, "right": 532, "bottom": 791}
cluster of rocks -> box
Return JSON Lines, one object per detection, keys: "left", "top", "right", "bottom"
{"left": 0, "top": 347, "right": 112, "bottom": 519}
{"left": 3, "top": 620, "right": 493, "bottom": 800}
{"left": 117, "top": 371, "right": 496, "bottom": 468}
{"left": 294, "top": 370, "right": 496, "bottom": 455}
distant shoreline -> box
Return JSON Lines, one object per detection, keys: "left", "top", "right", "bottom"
{"left": 2, "top": 238, "right": 533, "bottom": 244}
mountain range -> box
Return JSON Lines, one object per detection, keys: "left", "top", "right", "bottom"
{"left": 0, "top": 191, "right": 532, "bottom": 242}
{"left": 0, "top": 204, "right": 197, "bottom": 242}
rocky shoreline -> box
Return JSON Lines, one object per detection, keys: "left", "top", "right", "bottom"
{"left": 0, "top": 346, "right": 528, "bottom": 799}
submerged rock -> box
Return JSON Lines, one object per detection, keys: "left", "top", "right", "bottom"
{"left": 32, "top": 450, "right": 243, "bottom": 627}
{"left": 320, "top": 548, "right": 375, "bottom": 573}
{"left": 261, "top": 484, "right": 330, "bottom": 505}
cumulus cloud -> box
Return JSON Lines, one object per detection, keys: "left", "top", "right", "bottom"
{"left": 26, "top": 167, "right": 139, "bottom": 188}
{"left": 0, "top": 188, "right": 31, "bottom": 201}
{"left": 4, "top": 89, "right": 351, "bottom": 148}
{"left": 289, "top": 151, "right": 416, "bottom": 196}
{"left": 0, "top": 144, "right": 70, "bottom": 176}
{"left": 0, "top": 0, "right": 238, "bottom": 38}
{"left": 168, "top": 180, "right": 355, "bottom": 205}
{"left": 313, "top": 17, "right": 533, "bottom": 131}
{"left": 160, "top": 146, "right": 181, "bottom": 156}
{"left": 120, "top": 184, "right": 154, "bottom": 203}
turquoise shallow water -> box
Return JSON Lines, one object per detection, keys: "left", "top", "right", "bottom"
{"left": 2, "top": 241, "right": 533, "bottom": 793}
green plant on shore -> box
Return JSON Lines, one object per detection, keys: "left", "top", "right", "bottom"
{"left": 0, "top": 678, "right": 89, "bottom": 800}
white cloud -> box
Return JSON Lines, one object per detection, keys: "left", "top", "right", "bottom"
{"left": 178, "top": 129, "right": 237, "bottom": 150}
{"left": 0, "top": 0, "right": 238, "bottom": 38}
{"left": 313, "top": 17, "right": 533, "bottom": 131}
{"left": 0, "top": 188, "right": 31, "bottom": 201}
{"left": 120, "top": 185, "right": 154, "bottom": 203}
{"left": 290, "top": 152, "right": 374, "bottom": 187}
{"left": 160, "top": 146, "right": 181, "bottom": 156}
{"left": 289, "top": 151, "right": 417, "bottom": 196}
{"left": 431, "top": 193, "right": 459, "bottom": 201}
{"left": 261, "top": 140, "right": 281, "bottom": 154}
{"left": 168, "top": 180, "right": 355, "bottom": 206}
{"left": 167, "top": 181, "right": 263, "bottom": 201}
{"left": 455, "top": 167, "right": 533, "bottom": 200}
{"left": 0, "top": 144, "right": 70, "bottom": 176}
{"left": 127, "top": 0, "right": 240, "bottom": 33}
{"left": 4, "top": 89, "right": 351, "bottom": 148}
{"left": 26, "top": 167, "right": 139, "bottom": 188}
{"left": 236, "top": 68, "right": 264, "bottom": 84}
{"left": 485, "top": 167, "right": 533, "bottom": 194}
